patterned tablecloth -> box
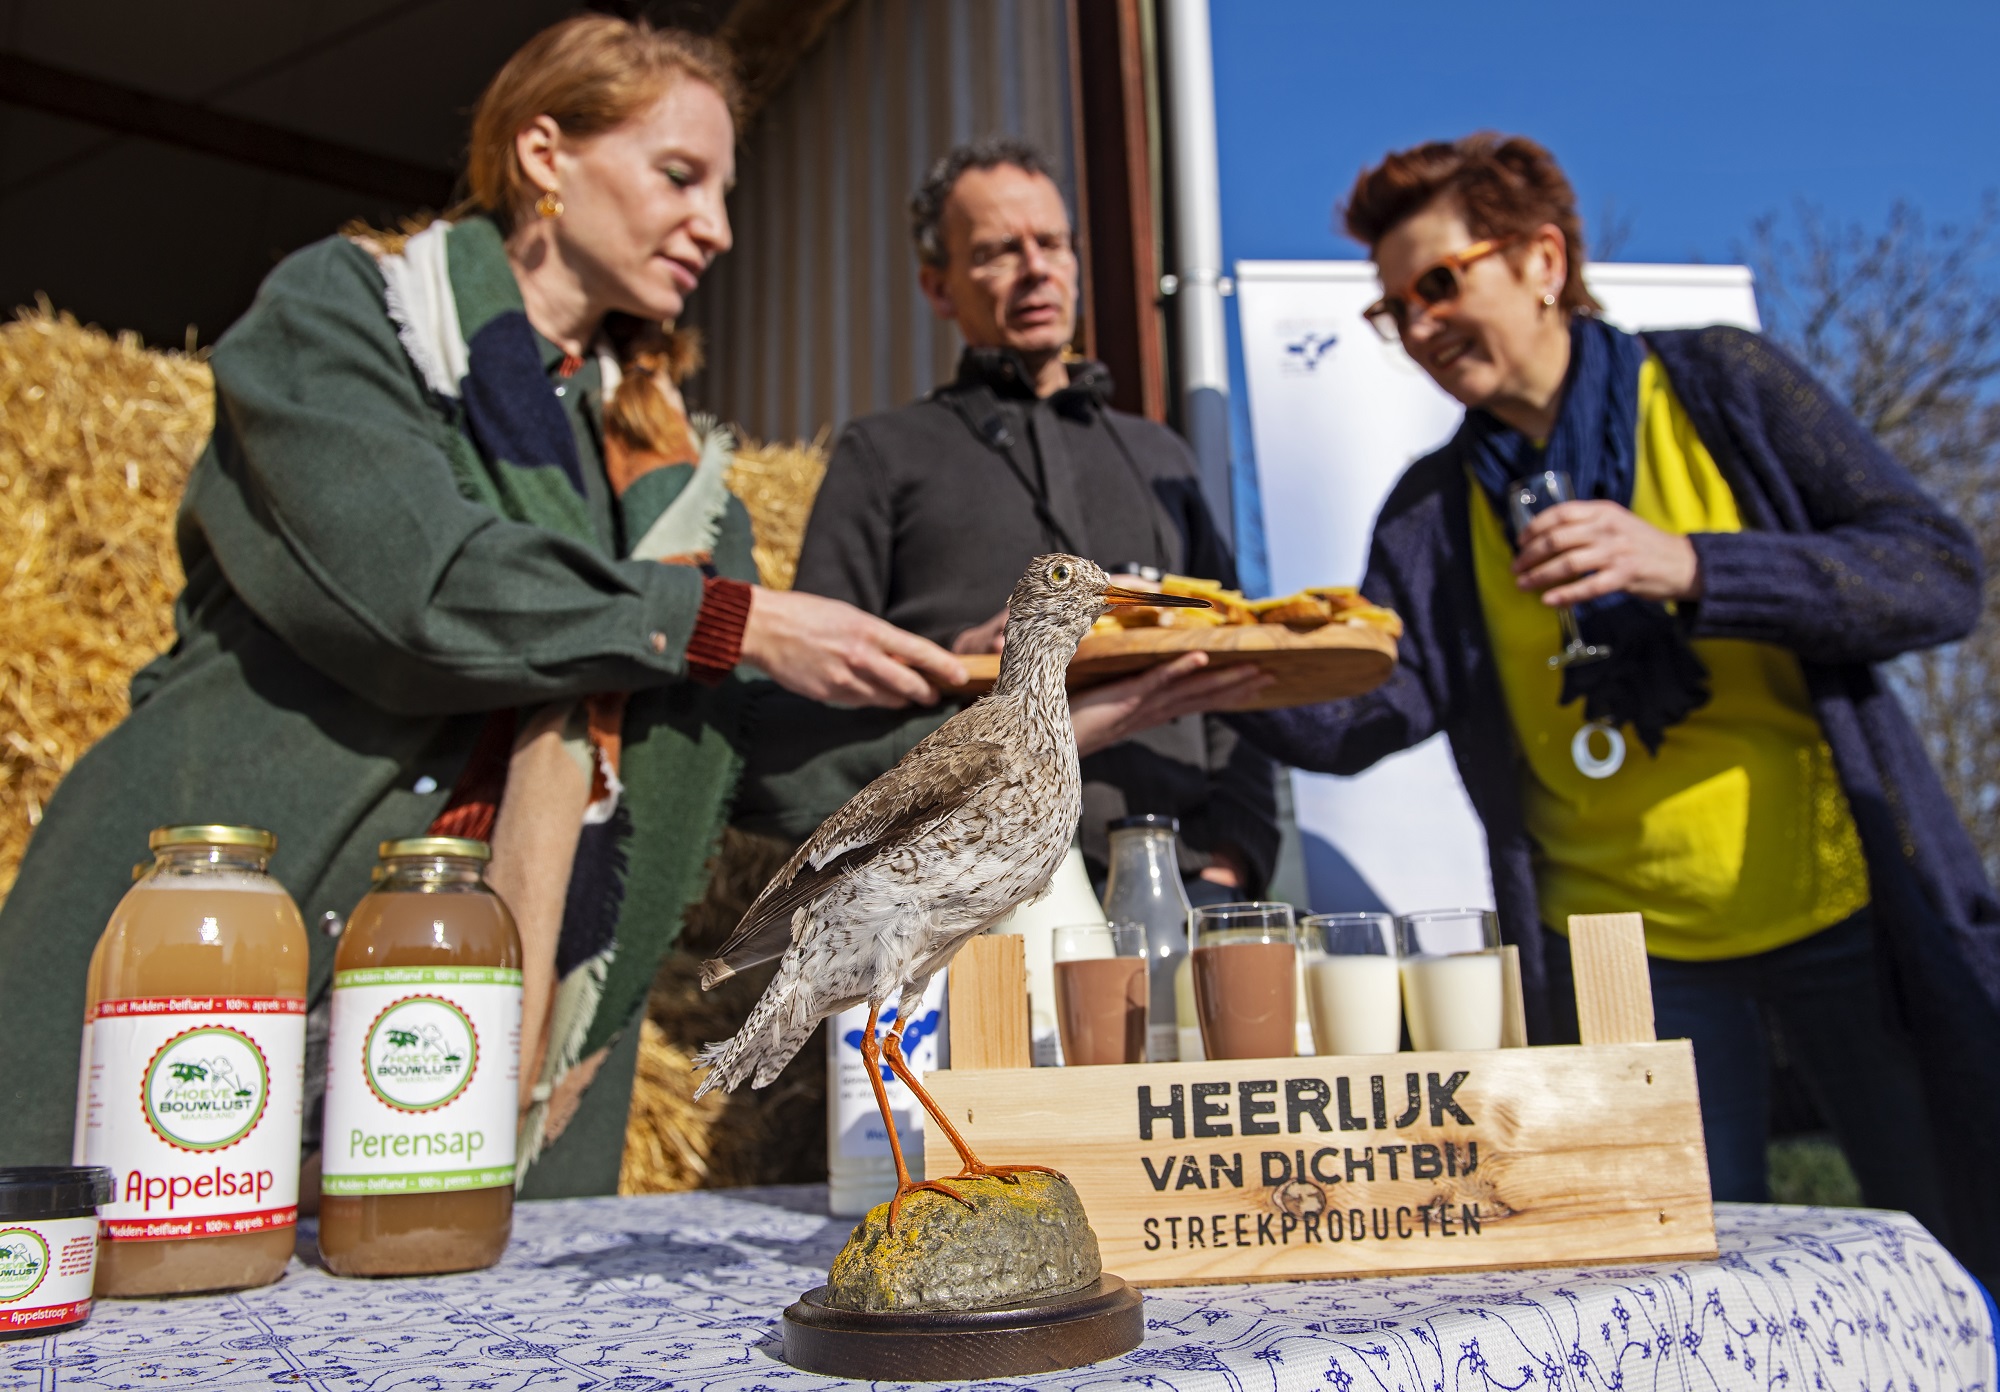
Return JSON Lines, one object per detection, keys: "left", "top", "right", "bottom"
{"left": 4, "top": 1189, "right": 1990, "bottom": 1391}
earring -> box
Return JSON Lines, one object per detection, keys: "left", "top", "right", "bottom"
{"left": 1542, "top": 292, "right": 1557, "bottom": 307}
{"left": 535, "top": 190, "right": 564, "bottom": 220}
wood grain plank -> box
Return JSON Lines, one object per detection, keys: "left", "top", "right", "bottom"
{"left": 948, "top": 934, "right": 1032, "bottom": 1071}
{"left": 1568, "top": 913, "right": 1656, "bottom": 1046}
{"left": 925, "top": 1042, "right": 1714, "bottom": 1283}
{"left": 1499, "top": 944, "right": 1528, "bottom": 1049}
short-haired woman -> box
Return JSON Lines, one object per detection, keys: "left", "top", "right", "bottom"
{"left": 0, "top": 16, "right": 971, "bottom": 1190}
{"left": 1234, "top": 134, "right": 1998, "bottom": 1286}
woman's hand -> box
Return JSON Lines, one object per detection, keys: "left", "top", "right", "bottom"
{"left": 1071, "top": 653, "right": 1274, "bottom": 757}
{"left": 1512, "top": 500, "right": 1703, "bottom": 606}
{"left": 740, "top": 587, "right": 968, "bottom": 708}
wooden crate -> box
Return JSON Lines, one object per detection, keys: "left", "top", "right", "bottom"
{"left": 925, "top": 915, "right": 1715, "bottom": 1284}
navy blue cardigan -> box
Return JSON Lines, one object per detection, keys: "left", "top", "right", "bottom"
{"left": 1234, "top": 327, "right": 2000, "bottom": 1273}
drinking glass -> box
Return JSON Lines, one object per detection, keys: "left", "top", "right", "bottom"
{"left": 1053, "top": 923, "right": 1148, "bottom": 1066}
{"left": 1506, "top": 470, "right": 1611, "bottom": 668}
{"left": 1396, "top": 909, "right": 1503, "bottom": 1052}
{"left": 1190, "top": 902, "right": 1299, "bottom": 1060}
{"left": 1301, "top": 912, "right": 1401, "bottom": 1055}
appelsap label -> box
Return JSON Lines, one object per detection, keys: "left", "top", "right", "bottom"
{"left": 321, "top": 967, "right": 522, "bottom": 1195}
{"left": 77, "top": 997, "right": 306, "bottom": 1241}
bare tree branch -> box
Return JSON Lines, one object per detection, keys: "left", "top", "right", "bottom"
{"left": 1746, "top": 195, "right": 2000, "bottom": 874}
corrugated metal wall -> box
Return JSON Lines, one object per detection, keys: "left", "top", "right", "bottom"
{"left": 683, "top": 0, "right": 1077, "bottom": 445}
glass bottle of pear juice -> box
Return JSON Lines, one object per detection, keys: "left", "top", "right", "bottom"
{"left": 76, "top": 826, "right": 308, "bottom": 1297}
{"left": 317, "top": 838, "right": 522, "bottom": 1276}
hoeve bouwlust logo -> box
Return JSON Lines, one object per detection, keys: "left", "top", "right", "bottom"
{"left": 0, "top": 1228, "right": 49, "bottom": 1303}
{"left": 363, "top": 996, "right": 477, "bottom": 1112}
{"left": 142, "top": 1026, "right": 270, "bottom": 1152}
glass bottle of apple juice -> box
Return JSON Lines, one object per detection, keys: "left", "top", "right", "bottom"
{"left": 317, "top": 838, "right": 522, "bottom": 1276}
{"left": 78, "top": 825, "right": 307, "bottom": 1296}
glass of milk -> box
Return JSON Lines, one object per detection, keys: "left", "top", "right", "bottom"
{"left": 1396, "top": 909, "right": 1503, "bottom": 1052}
{"left": 1301, "top": 913, "right": 1401, "bottom": 1055}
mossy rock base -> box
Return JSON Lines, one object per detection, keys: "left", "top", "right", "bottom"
{"left": 825, "top": 1171, "right": 1102, "bottom": 1313}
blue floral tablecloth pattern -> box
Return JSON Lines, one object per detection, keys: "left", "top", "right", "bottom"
{"left": 5, "top": 1190, "right": 1988, "bottom": 1391}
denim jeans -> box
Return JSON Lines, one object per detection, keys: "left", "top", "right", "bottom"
{"left": 1542, "top": 907, "right": 1949, "bottom": 1239}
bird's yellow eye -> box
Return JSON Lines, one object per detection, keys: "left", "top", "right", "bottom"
{"left": 1049, "top": 563, "right": 1071, "bottom": 584}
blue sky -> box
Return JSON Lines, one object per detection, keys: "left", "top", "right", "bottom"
{"left": 1211, "top": 0, "right": 2000, "bottom": 269}
{"left": 1209, "top": 0, "right": 1999, "bottom": 593}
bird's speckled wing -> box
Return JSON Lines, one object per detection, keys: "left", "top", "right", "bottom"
{"left": 700, "top": 731, "right": 1010, "bottom": 983}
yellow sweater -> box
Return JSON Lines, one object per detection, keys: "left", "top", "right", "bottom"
{"left": 1469, "top": 357, "right": 1869, "bottom": 959}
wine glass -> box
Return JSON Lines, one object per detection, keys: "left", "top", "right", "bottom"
{"left": 1506, "top": 470, "right": 1611, "bottom": 668}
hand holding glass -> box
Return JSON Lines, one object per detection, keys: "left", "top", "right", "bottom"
{"left": 1507, "top": 470, "right": 1611, "bottom": 668}
{"left": 1053, "top": 923, "right": 1148, "bottom": 1066}
{"left": 1301, "top": 913, "right": 1401, "bottom": 1055}
{"left": 1190, "top": 903, "right": 1298, "bottom": 1060}
{"left": 1397, "top": 909, "right": 1503, "bottom": 1052}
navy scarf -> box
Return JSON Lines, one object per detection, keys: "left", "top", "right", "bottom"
{"left": 1462, "top": 316, "right": 1710, "bottom": 753}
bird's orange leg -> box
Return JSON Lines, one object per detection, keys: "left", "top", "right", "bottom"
{"left": 883, "top": 1014, "right": 1062, "bottom": 1187}
{"left": 860, "top": 1003, "right": 974, "bottom": 1230}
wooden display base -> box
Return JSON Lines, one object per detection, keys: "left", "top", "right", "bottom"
{"left": 780, "top": 1275, "right": 1144, "bottom": 1380}
{"left": 929, "top": 915, "right": 1717, "bottom": 1285}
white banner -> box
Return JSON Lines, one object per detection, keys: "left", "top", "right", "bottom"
{"left": 1236, "top": 261, "right": 1760, "bottom": 915}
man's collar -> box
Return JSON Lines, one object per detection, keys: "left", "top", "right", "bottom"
{"left": 948, "top": 346, "right": 1114, "bottom": 417}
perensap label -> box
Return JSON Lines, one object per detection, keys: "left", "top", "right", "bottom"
{"left": 79, "top": 998, "right": 305, "bottom": 1241}
{"left": 321, "top": 967, "right": 522, "bottom": 1196}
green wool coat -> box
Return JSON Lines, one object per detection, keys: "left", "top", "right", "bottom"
{"left": 0, "top": 226, "right": 759, "bottom": 1193}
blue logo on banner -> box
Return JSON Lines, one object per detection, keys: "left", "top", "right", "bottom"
{"left": 1283, "top": 330, "right": 1339, "bottom": 370}
{"left": 843, "top": 1005, "right": 942, "bottom": 1082}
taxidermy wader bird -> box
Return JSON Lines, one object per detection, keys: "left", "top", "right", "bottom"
{"left": 695, "top": 554, "right": 1210, "bottom": 1223}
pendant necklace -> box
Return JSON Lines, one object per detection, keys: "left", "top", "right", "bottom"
{"left": 1572, "top": 719, "right": 1625, "bottom": 779}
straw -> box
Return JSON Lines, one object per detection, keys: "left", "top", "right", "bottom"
{"left": 0, "top": 303, "right": 211, "bottom": 901}
{"left": 723, "top": 430, "right": 829, "bottom": 591}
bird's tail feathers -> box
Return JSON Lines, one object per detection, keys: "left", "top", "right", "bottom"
{"left": 691, "top": 956, "right": 818, "bottom": 1098}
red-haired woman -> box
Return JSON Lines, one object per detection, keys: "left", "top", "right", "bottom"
{"left": 1234, "top": 134, "right": 1997, "bottom": 1285}
{"left": 0, "top": 17, "right": 985, "bottom": 1190}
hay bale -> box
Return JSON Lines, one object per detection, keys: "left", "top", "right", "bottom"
{"left": 0, "top": 304, "right": 212, "bottom": 900}
{"left": 724, "top": 432, "right": 828, "bottom": 591}
{"left": 620, "top": 826, "right": 829, "bottom": 1193}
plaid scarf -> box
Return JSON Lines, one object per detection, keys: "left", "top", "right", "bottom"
{"left": 359, "top": 216, "right": 750, "bottom": 1178}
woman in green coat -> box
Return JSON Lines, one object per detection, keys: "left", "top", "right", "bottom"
{"left": 0, "top": 16, "right": 970, "bottom": 1194}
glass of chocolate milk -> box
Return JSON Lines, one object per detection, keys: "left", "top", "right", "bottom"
{"left": 1053, "top": 924, "right": 1148, "bottom": 1066}
{"left": 1190, "top": 903, "right": 1299, "bottom": 1060}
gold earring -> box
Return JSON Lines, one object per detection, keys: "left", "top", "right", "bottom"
{"left": 536, "top": 190, "right": 564, "bottom": 220}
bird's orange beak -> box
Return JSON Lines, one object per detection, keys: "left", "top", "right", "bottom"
{"left": 1101, "top": 586, "right": 1212, "bottom": 610}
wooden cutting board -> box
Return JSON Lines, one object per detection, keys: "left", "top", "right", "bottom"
{"left": 945, "top": 622, "right": 1397, "bottom": 712}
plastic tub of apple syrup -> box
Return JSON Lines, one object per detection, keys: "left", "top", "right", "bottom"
{"left": 0, "top": 1168, "right": 113, "bottom": 1337}
{"left": 75, "top": 826, "right": 308, "bottom": 1296}
{"left": 317, "top": 838, "right": 522, "bottom": 1276}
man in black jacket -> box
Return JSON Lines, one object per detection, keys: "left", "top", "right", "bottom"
{"left": 794, "top": 138, "right": 1279, "bottom": 895}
